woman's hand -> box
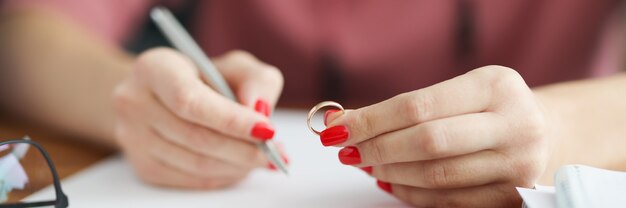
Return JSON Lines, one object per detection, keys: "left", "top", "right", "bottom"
{"left": 324, "top": 65, "right": 553, "bottom": 207}
{"left": 112, "top": 48, "right": 285, "bottom": 189}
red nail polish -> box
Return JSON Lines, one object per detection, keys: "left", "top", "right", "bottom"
{"left": 251, "top": 122, "right": 274, "bottom": 141}
{"left": 324, "top": 109, "right": 340, "bottom": 126}
{"left": 377, "top": 180, "right": 393, "bottom": 193}
{"left": 338, "top": 146, "right": 361, "bottom": 165}
{"left": 275, "top": 142, "right": 289, "bottom": 165}
{"left": 320, "top": 125, "right": 349, "bottom": 146}
{"left": 267, "top": 162, "right": 277, "bottom": 171}
{"left": 279, "top": 149, "right": 290, "bottom": 165}
{"left": 360, "top": 166, "right": 373, "bottom": 174}
{"left": 254, "top": 99, "right": 271, "bottom": 117}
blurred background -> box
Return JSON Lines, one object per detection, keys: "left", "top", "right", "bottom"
{"left": 0, "top": 1, "right": 624, "bottom": 202}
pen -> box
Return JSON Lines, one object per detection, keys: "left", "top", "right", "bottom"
{"left": 150, "top": 6, "right": 289, "bottom": 175}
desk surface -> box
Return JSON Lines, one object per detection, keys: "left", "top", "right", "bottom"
{"left": 0, "top": 119, "right": 114, "bottom": 201}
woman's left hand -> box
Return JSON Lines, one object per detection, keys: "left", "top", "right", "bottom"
{"left": 323, "top": 65, "right": 554, "bottom": 207}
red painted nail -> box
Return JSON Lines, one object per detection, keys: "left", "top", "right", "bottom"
{"left": 320, "top": 125, "right": 349, "bottom": 146}
{"left": 251, "top": 122, "right": 275, "bottom": 141}
{"left": 338, "top": 146, "right": 361, "bottom": 165}
{"left": 267, "top": 162, "right": 277, "bottom": 171}
{"left": 275, "top": 142, "right": 289, "bottom": 165}
{"left": 377, "top": 180, "right": 393, "bottom": 193}
{"left": 324, "top": 109, "right": 340, "bottom": 126}
{"left": 254, "top": 99, "right": 271, "bottom": 117}
{"left": 360, "top": 166, "right": 373, "bottom": 174}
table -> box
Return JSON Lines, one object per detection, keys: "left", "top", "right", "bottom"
{"left": 0, "top": 117, "right": 114, "bottom": 202}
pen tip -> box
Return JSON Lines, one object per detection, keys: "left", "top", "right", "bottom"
{"left": 280, "top": 168, "right": 289, "bottom": 175}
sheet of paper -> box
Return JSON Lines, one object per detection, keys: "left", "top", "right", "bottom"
{"left": 517, "top": 185, "right": 556, "bottom": 208}
{"left": 555, "top": 165, "right": 626, "bottom": 208}
{"left": 0, "top": 153, "right": 29, "bottom": 202}
{"left": 25, "top": 109, "right": 407, "bottom": 208}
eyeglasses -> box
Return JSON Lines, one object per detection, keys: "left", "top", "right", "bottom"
{"left": 0, "top": 137, "right": 68, "bottom": 208}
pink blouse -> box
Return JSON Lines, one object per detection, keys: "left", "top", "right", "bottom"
{"left": 3, "top": 0, "right": 623, "bottom": 106}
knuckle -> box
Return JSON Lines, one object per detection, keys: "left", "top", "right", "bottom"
{"left": 513, "top": 157, "right": 542, "bottom": 184}
{"left": 194, "top": 156, "right": 219, "bottom": 173}
{"left": 432, "top": 192, "right": 457, "bottom": 208}
{"left": 416, "top": 123, "right": 449, "bottom": 157}
{"left": 224, "top": 49, "right": 255, "bottom": 61}
{"left": 242, "top": 148, "right": 263, "bottom": 167}
{"left": 185, "top": 126, "right": 222, "bottom": 149}
{"left": 402, "top": 91, "right": 435, "bottom": 124}
{"left": 366, "top": 140, "right": 388, "bottom": 164}
{"left": 203, "top": 137, "right": 227, "bottom": 152}
{"left": 482, "top": 66, "right": 528, "bottom": 95}
{"left": 519, "top": 115, "right": 547, "bottom": 145}
{"left": 111, "top": 84, "right": 137, "bottom": 117}
{"left": 373, "top": 165, "right": 390, "bottom": 180}
{"left": 219, "top": 112, "right": 246, "bottom": 133}
{"left": 135, "top": 47, "right": 176, "bottom": 72}
{"left": 171, "top": 89, "right": 199, "bottom": 117}
{"left": 421, "top": 162, "right": 452, "bottom": 188}
{"left": 144, "top": 47, "right": 179, "bottom": 59}
{"left": 472, "top": 65, "right": 520, "bottom": 80}
{"left": 113, "top": 125, "right": 130, "bottom": 144}
{"left": 258, "top": 65, "right": 284, "bottom": 88}
{"left": 350, "top": 109, "right": 377, "bottom": 139}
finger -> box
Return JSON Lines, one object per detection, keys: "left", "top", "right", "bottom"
{"left": 325, "top": 65, "right": 523, "bottom": 146}
{"left": 213, "top": 50, "right": 284, "bottom": 113}
{"left": 345, "top": 112, "right": 509, "bottom": 166}
{"left": 131, "top": 154, "right": 244, "bottom": 189}
{"left": 384, "top": 182, "right": 523, "bottom": 208}
{"left": 134, "top": 47, "right": 274, "bottom": 142}
{"left": 146, "top": 128, "right": 250, "bottom": 179}
{"left": 116, "top": 120, "right": 245, "bottom": 189}
{"left": 135, "top": 87, "right": 268, "bottom": 168}
{"left": 372, "top": 151, "right": 512, "bottom": 189}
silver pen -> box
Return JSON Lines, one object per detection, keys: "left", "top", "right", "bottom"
{"left": 150, "top": 6, "right": 288, "bottom": 174}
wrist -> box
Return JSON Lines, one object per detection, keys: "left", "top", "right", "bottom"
{"left": 532, "top": 87, "right": 569, "bottom": 184}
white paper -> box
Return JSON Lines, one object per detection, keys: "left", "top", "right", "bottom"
{"left": 25, "top": 109, "right": 407, "bottom": 208}
{"left": 517, "top": 185, "right": 556, "bottom": 208}
{"left": 0, "top": 153, "right": 29, "bottom": 202}
{"left": 555, "top": 165, "right": 626, "bottom": 208}
{"left": 0, "top": 154, "right": 29, "bottom": 190}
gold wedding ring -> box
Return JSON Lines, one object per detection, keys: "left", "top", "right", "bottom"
{"left": 307, "top": 101, "right": 345, "bottom": 135}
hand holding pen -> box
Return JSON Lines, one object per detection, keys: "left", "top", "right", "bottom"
{"left": 111, "top": 8, "right": 288, "bottom": 189}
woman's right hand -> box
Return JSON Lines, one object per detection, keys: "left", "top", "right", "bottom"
{"left": 112, "top": 48, "right": 286, "bottom": 189}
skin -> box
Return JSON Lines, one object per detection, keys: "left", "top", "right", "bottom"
{"left": 0, "top": 10, "right": 284, "bottom": 188}
{"left": 325, "top": 66, "right": 626, "bottom": 207}
{"left": 1, "top": 8, "right": 626, "bottom": 207}
{"left": 113, "top": 48, "right": 284, "bottom": 188}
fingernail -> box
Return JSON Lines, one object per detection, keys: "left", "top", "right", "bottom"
{"left": 267, "top": 162, "right": 277, "bottom": 171}
{"left": 324, "top": 109, "right": 340, "bottom": 126}
{"left": 251, "top": 122, "right": 275, "bottom": 141}
{"left": 254, "top": 99, "right": 271, "bottom": 117}
{"left": 282, "top": 154, "right": 290, "bottom": 165}
{"left": 279, "top": 147, "right": 290, "bottom": 165}
{"left": 360, "top": 166, "right": 373, "bottom": 174}
{"left": 338, "top": 146, "right": 361, "bottom": 165}
{"left": 320, "top": 125, "right": 349, "bottom": 146}
{"left": 377, "top": 180, "right": 393, "bottom": 194}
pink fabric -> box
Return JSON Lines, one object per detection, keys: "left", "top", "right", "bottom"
{"left": 3, "top": 0, "right": 623, "bottom": 106}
